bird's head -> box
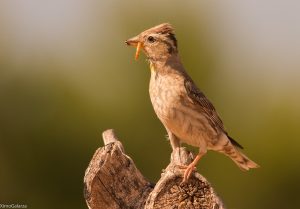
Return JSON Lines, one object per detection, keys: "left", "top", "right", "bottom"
{"left": 125, "top": 23, "right": 178, "bottom": 62}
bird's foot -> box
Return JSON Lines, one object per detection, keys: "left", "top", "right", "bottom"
{"left": 183, "top": 163, "right": 197, "bottom": 182}
{"left": 177, "top": 164, "right": 197, "bottom": 182}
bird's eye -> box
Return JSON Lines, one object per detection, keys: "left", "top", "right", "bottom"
{"left": 147, "top": 36, "right": 155, "bottom": 43}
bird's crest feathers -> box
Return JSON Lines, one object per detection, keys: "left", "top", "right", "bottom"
{"left": 144, "top": 23, "right": 175, "bottom": 35}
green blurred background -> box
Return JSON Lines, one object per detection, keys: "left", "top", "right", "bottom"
{"left": 1, "top": 1, "right": 299, "bottom": 208}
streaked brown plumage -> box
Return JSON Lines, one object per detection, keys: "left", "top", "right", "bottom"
{"left": 126, "top": 23, "right": 259, "bottom": 181}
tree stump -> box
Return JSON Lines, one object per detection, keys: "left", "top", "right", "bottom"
{"left": 84, "top": 129, "right": 225, "bottom": 209}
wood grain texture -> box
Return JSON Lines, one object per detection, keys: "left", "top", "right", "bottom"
{"left": 84, "top": 129, "right": 225, "bottom": 209}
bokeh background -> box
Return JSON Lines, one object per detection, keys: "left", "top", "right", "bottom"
{"left": 1, "top": 0, "right": 299, "bottom": 208}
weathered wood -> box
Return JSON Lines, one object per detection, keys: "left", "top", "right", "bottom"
{"left": 84, "top": 129, "right": 225, "bottom": 209}
{"left": 84, "top": 129, "right": 153, "bottom": 209}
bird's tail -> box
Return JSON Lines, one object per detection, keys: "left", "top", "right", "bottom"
{"left": 219, "top": 140, "right": 259, "bottom": 170}
{"left": 224, "top": 146, "right": 259, "bottom": 171}
{"left": 230, "top": 151, "right": 260, "bottom": 171}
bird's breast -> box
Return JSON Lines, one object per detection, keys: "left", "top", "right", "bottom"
{"left": 149, "top": 71, "right": 183, "bottom": 119}
{"left": 149, "top": 70, "right": 218, "bottom": 147}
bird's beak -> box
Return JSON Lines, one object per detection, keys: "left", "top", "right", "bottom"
{"left": 125, "top": 36, "right": 143, "bottom": 60}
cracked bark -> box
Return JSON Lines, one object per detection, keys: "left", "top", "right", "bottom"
{"left": 84, "top": 129, "right": 225, "bottom": 209}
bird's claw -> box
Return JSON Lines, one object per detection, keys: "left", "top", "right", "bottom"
{"left": 177, "top": 164, "right": 197, "bottom": 182}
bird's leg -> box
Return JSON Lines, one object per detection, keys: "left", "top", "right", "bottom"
{"left": 167, "top": 130, "right": 181, "bottom": 151}
{"left": 182, "top": 147, "right": 207, "bottom": 182}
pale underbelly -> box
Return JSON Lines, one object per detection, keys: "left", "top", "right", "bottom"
{"left": 159, "top": 108, "right": 218, "bottom": 148}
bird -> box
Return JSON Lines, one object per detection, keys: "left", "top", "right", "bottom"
{"left": 125, "top": 23, "right": 259, "bottom": 182}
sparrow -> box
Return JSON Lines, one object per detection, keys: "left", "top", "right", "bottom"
{"left": 125, "top": 23, "right": 259, "bottom": 182}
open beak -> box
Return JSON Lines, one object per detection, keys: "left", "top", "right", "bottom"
{"left": 125, "top": 36, "right": 143, "bottom": 60}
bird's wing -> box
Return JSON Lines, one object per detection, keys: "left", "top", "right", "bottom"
{"left": 184, "top": 78, "right": 225, "bottom": 131}
{"left": 184, "top": 77, "right": 244, "bottom": 149}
